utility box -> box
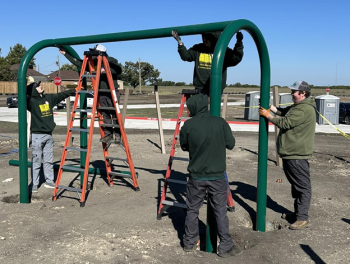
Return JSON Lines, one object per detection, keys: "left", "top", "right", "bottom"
{"left": 279, "top": 93, "right": 293, "bottom": 109}
{"left": 244, "top": 91, "right": 274, "bottom": 121}
{"left": 315, "top": 95, "right": 340, "bottom": 125}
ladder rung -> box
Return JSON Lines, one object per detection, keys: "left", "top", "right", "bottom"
{"left": 70, "top": 128, "right": 90, "bottom": 133}
{"left": 100, "top": 124, "right": 120, "bottom": 128}
{"left": 61, "top": 165, "right": 85, "bottom": 172}
{"left": 81, "top": 74, "right": 96, "bottom": 78}
{"left": 57, "top": 185, "right": 82, "bottom": 193}
{"left": 162, "top": 200, "right": 187, "bottom": 209}
{"left": 109, "top": 172, "right": 132, "bottom": 179}
{"left": 106, "top": 156, "right": 128, "bottom": 163}
{"left": 98, "top": 89, "right": 112, "bottom": 92}
{"left": 179, "top": 117, "right": 191, "bottom": 121}
{"left": 78, "top": 90, "right": 93, "bottom": 94}
{"left": 171, "top": 157, "right": 189, "bottom": 162}
{"left": 182, "top": 89, "right": 200, "bottom": 95}
{"left": 167, "top": 179, "right": 187, "bottom": 185}
{"left": 74, "top": 109, "right": 92, "bottom": 113}
{"left": 98, "top": 107, "right": 116, "bottom": 110}
{"left": 65, "top": 147, "right": 88, "bottom": 152}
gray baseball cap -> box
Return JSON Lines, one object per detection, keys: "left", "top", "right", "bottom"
{"left": 287, "top": 81, "right": 310, "bottom": 92}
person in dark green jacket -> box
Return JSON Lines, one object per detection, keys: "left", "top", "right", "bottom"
{"left": 59, "top": 45, "right": 122, "bottom": 143}
{"left": 259, "top": 81, "right": 316, "bottom": 230}
{"left": 26, "top": 78, "right": 76, "bottom": 192}
{"left": 172, "top": 30, "right": 244, "bottom": 95}
{"left": 179, "top": 94, "right": 241, "bottom": 258}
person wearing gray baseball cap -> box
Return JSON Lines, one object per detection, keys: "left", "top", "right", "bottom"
{"left": 259, "top": 81, "right": 316, "bottom": 230}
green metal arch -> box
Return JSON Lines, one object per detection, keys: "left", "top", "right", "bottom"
{"left": 16, "top": 19, "right": 270, "bottom": 233}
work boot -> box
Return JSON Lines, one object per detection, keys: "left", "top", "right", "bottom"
{"left": 217, "top": 245, "right": 243, "bottom": 258}
{"left": 100, "top": 134, "right": 113, "bottom": 143}
{"left": 183, "top": 241, "right": 199, "bottom": 252}
{"left": 281, "top": 213, "right": 296, "bottom": 221}
{"left": 289, "top": 220, "right": 309, "bottom": 230}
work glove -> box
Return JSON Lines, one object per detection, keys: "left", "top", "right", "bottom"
{"left": 236, "top": 31, "right": 243, "bottom": 42}
{"left": 172, "top": 29, "right": 183, "bottom": 45}
{"left": 259, "top": 106, "right": 271, "bottom": 118}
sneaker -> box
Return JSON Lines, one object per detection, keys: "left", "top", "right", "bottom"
{"left": 281, "top": 213, "right": 296, "bottom": 221}
{"left": 217, "top": 245, "right": 243, "bottom": 258}
{"left": 289, "top": 220, "right": 309, "bottom": 230}
{"left": 100, "top": 134, "right": 113, "bottom": 143}
{"left": 44, "top": 182, "right": 55, "bottom": 189}
{"left": 114, "top": 133, "right": 121, "bottom": 144}
{"left": 32, "top": 185, "right": 38, "bottom": 193}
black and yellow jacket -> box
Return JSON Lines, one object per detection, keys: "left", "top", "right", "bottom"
{"left": 27, "top": 82, "right": 76, "bottom": 134}
{"left": 178, "top": 32, "right": 244, "bottom": 94}
{"left": 180, "top": 94, "right": 235, "bottom": 180}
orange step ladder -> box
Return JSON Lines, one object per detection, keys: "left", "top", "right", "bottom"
{"left": 157, "top": 89, "right": 235, "bottom": 219}
{"left": 52, "top": 49, "right": 139, "bottom": 207}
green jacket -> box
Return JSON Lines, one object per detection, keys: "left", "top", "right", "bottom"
{"left": 180, "top": 94, "right": 235, "bottom": 180}
{"left": 27, "top": 82, "right": 76, "bottom": 134}
{"left": 271, "top": 97, "right": 316, "bottom": 159}
{"left": 64, "top": 53, "right": 122, "bottom": 90}
{"left": 178, "top": 32, "right": 243, "bottom": 94}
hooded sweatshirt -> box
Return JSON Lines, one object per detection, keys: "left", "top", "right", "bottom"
{"left": 270, "top": 97, "right": 316, "bottom": 159}
{"left": 178, "top": 32, "right": 244, "bottom": 94}
{"left": 27, "top": 82, "right": 76, "bottom": 134}
{"left": 179, "top": 94, "right": 235, "bottom": 180}
{"left": 63, "top": 53, "right": 122, "bottom": 90}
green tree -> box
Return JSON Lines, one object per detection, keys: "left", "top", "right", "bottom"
{"left": 119, "top": 61, "right": 160, "bottom": 89}
{"left": 0, "top": 57, "right": 12, "bottom": 81}
{"left": 6, "top": 44, "right": 35, "bottom": 66}
{"left": 175, "top": 82, "right": 187, "bottom": 86}
{"left": 60, "top": 63, "right": 78, "bottom": 72}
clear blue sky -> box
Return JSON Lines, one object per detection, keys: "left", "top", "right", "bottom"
{"left": 1, "top": 0, "right": 349, "bottom": 86}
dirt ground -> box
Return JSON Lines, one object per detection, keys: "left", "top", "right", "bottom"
{"left": 0, "top": 92, "right": 350, "bottom": 264}
{"left": 0, "top": 127, "right": 350, "bottom": 264}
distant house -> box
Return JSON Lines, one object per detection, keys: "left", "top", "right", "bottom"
{"left": 46, "top": 70, "right": 79, "bottom": 82}
{"left": 10, "top": 64, "right": 48, "bottom": 82}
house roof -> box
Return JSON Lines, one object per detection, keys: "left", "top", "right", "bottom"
{"left": 10, "top": 64, "right": 46, "bottom": 77}
{"left": 46, "top": 70, "right": 79, "bottom": 81}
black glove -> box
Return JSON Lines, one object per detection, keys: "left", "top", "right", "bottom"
{"left": 236, "top": 31, "right": 243, "bottom": 42}
{"left": 172, "top": 29, "right": 183, "bottom": 45}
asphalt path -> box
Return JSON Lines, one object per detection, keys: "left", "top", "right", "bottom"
{"left": 1, "top": 105, "right": 350, "bottom": 135}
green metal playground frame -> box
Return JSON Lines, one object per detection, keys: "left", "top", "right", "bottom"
{"left": 14, "top": 20, "right": 270, "bottom": 239}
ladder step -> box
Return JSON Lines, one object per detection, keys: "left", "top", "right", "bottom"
{"left": 171, "top": 157, "right": 189, "bottom": 162}
{"left": 100, "top": 124, "right": 120, "bottom": 128}
{"left": 98, "top": 89, "right": 112, "bottom": 92}
{"left": 57, "top": 185, "right": 83, "bottom": 193}
{"left": 61, "top": 165, "right": 85, "bottom": 172}
{"left": 167, "top": 179, "right": 187, "bottom": 185}
{"left": 98, "top": 106, "right": 116, "bottom": 110}
{"left": 74, "top": 109, "right": 92, "bottom": 113}
{"left": 106, "top": 156, "right": 128, "bottom": 163}
{"left": 109, "top": 171, "right": 132, "bottom": 179}
{"left": 81, "top": 74, "right": 96, "bottom": 78}
{"left": 65, "top": 147, "right": 88, "bottom": 152}
{"left": 78, "top": 90, "right": 93, "bottom": 94}
{"left": 182, "top": 89, "right": 199, "bottom": 95}
{"left": 70, "top": 128, "right": 90, "bottom": 133}
{"left": 179, "top": 117, "right": 191, "bottom": 121}
{"left": 162, "top": 200, "right": 187, "bottom": 209}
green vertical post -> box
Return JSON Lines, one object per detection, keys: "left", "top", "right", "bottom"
{"left": 17, "top": 43, "right": 81, "bottom": 203}
{"left": 209, "top": 20, "right": 271, "bottom": 249}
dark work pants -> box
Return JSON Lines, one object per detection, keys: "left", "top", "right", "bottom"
{"left": 99, "top": 90, "right": 121, "bottom": 136}
{"left": 184, "top": 177, "right": 233, "bottom": 252}
{"left": 282, "top": 159, "right": 311, "bottom": 221}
